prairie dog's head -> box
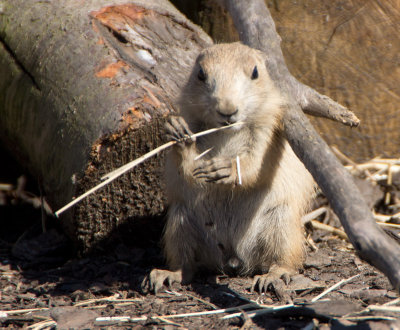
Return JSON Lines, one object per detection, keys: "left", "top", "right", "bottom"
{"left": 180, "top": 42, "right": 284, "bottom": 128}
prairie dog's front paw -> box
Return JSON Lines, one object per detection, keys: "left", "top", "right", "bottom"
{"left": 165, "top": 116, "right": 195, "bottom": 146}
{"left": 193, "top": 157, "right": 237, "bottom": 184}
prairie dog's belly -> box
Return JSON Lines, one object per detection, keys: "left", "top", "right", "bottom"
{"left": 180, "top": 184, "right": 276, "bottom": 273}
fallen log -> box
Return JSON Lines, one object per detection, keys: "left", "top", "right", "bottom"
{"left": 220, "top": 0, "right": 400, "bottom": 292}
{"left": 0, "top": 0, "right": 211, "bottom": 252}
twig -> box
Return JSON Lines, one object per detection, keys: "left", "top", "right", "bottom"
{"left": 165, "top": 290, "right": 182, "bottom": 296}
{"left": 331, "top": 146, "right": 357, "bottom": 166}
{"left": 153, "top": 316, "right": 183, "bottom": 327}
{"left": 311, "top": 274, "right": 360, "bottom": 302}
{"left": 194, "top": 147, "right": 213, "bottom": 160}
{"left": 373, "top": 211, "right": 400, "bottom": 222}
{"left": 385, "top": 164, "right": 393, "bottom": 205}
{"left": 0, "top": 307, "right": 49, "bottom": 315}
{"left": 221, "top": 304, "right": 294, "bottom": 320}
{"left": 101, "top": 122, "right": 243, "bottom": 181}
{"left": 310, "top": 220, "right": 348, "bottom": 240}
{"left": 185, "top": 293, "right": 218, "bottom": 310}
{"left": 342, "top": 163, "right": 400, "bottom": 182}
{"left": 377, "top": 222, "right": 400, "bottom": 229}
{"left": 305, "top": 234, "right": 318, "bottom": 251}
{"left": 27, "top": 319, "right": 56, "bottom": 330}
{"left": 383, "top": 297, "right": 400, "bottom": 306}
{"left": 95, "top": 316, "right": 131, "bottom": 323}
{"left": 236, "top": 155, "right": 242, "bottom": 185}
{"left": 302, "top": 207, "right": 328, "bottom": 224}
{"left": 331, "top": 146, "right": 374, "bottom": 180}
{"left": 94, "top": 304, "right": 256, "bottom": 325}
{"left": 343, "top": 315, "right": 397, "bottom": 322}
{"left": 55, "top": 122, "right": 243, "bottom": 217}
{"left": 160, "top": 303, "right": 254, "bottom": 319}
{"left": 370, "top": 158, "right": 400, "bottom": 165}
{"left": 367, "top": 305, "right": 400, "bottom": 313}
{"left": 73, "top": 294, "right": 142, "bottom": 307}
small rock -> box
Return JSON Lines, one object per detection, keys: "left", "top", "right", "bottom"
{"left": 50, "top": 306, "right": 98, "bottom": 329}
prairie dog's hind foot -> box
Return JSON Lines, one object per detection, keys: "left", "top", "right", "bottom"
{"left": 142, "top": 269, "right": 182, "bottom": 294}
{"left": 251, "top": 264, "right": 297, "bottom": 295}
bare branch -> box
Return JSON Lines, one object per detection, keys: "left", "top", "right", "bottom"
{"left": 300, "top": 85, "right": 360, "bottom": 127}
{"left": 223, "top": 0, "right": 400, "bottom": 292}
{"left": 221, "top": 0, "right": 359, "bottom": 127}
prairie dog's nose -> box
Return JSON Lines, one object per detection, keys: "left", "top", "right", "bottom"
{"left": 217, "top": 108, "right": 238, "bottom": 119}
{"left": 215, "top": 98, "right": 238, "bottom": 118}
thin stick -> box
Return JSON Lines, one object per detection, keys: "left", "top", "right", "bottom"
{"left": 160, "top": 303, "right": 255, "bottom": 319}
{"left": 310, "top": 220, "right": 348, "bottom": 240}
{"left": 236, "top": 155, "right": 242, "bottom": 185}
{"left": 194, "top": 147, "right": 213, "bottom": 160}
{"left": 373, "top": 211, "right": 400, "bottom": 222}
{"left": 385, "top": 164, "right": 393, "bottom": 205}
{"left": 377, "top": 222, "right": 400, "bottom": 229}
{"left": 367, "top": 305, "right": 400, "bottom": 313}
{"left": 383, "top": 297, "right": 400, "bottom": 306}
{"left": 331, "top": 146, "right": 357, "bottom": 166}
{"left": 102, "top": 122, "right": 242, "bottom": 181}
{"left": 302, "top": 207, "right": 328, "bottom": 224}
{"left": 0, "top": 307, "right": 49, "bottom": 315}
{"left": 96, "top": 316, "right": 132, "bottom": 322}
{"left": 73, "top": 294, "right": 141, "bottom": 307}
{"left": 185, "top": 293, "right": 218, "bottom": 310}
{"left": 221, "top": 304, "right": 294, "bottom": 320}
{"left": 94, "top": 303, "right": 256, "bottom": 325}
{"left": 154, "top": 316, "right": 183, "bottom": 327}
{"left": 331, "top": 146, "right": 374, "bottom": 180}
{"left": 311, "top": 274, "right": 360, "bottom": 302}
{"left": 27, "top": 320, "right": 57, "bottom": 330}
{"left": 99, "top": 140, "right": 174, "bottom": 181}
{"left": 344, "top": 315, "right": 397, "bottom": 321}
{"left": 369, "top": 158, "right": 400, "bottom": 165}
{"left": 55, "top": 122, "right": 243, "bottom": 217}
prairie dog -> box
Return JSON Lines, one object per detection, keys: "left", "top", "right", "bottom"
{"left": 146, "top": 42, "right": 315, "bottom": 293}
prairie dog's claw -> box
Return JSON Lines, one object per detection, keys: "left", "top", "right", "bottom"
{"left": 193, "top": 157, "right": 236, "bottom": 184}
{"left": 142, "top": 269, "right": 183, "bottom": 294}
{"left": 165, "top": 116, "right": 195, "bottom": 144}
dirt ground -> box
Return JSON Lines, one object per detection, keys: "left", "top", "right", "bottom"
{"left": 1, "top": 151, "right": 400, "bottom": 329}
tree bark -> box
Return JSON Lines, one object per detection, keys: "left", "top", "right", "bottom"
{"left": 221, "top": 0, "right": 400, "bottom": 292}
{"left": 0, "top": 0, "right": 211, "bottom": 252}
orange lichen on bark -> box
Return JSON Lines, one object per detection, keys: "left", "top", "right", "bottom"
{"left": 121, "top": 107, "right": 143, "bottom": 126}
{"left": 142, "top": 87, "right": 161, "bottom": 108}
{"left": 90, "top": 4, "right": 150, "bottom": 32}
{"left": 96, "top": 61, "right": 128, "bottom": 78}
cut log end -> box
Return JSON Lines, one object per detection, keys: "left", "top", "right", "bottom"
{"left": 71, "top": 119, "right": 167, "bottom": 253}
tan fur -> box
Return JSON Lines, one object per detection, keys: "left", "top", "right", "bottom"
{"left": 155, "top": 43, "right": 315, "bottom": 289}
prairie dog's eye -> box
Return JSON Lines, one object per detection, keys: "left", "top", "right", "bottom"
{"left": 198, "top": 67, "right": 206, "bottom": 81}
{"left": 251, "top": 66, "right": 258, "bottom": 80}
